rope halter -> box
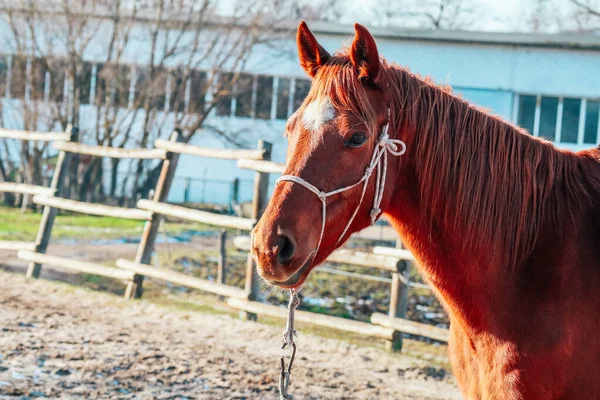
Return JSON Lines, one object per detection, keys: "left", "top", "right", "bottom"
{"left": 276, "top": 112, "right": 406, "bottom": 255}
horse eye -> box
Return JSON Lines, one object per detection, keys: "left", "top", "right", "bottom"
{"left": 347, "top": 133, "right": 367, "bottom": 147}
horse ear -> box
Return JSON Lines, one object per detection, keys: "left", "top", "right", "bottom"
{"left": 297, "top": 21, "right": 331, "bottom": 78}
{"left": 350, "top": 23, "right": 380, "bottom": 82}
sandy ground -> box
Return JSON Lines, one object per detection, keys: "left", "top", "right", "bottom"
{"left": 0, "top": 271, "right": 461, "bottom": 399}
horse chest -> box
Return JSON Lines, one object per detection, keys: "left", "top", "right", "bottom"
{"left": 450, "top": 328, "right": 523, "bottom": 400}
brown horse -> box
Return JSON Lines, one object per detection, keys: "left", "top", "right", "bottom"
{"left": 252, "top": 22, "right": 600, "bottom": 399}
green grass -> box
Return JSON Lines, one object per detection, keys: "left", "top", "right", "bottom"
{"left": 0, "top": 206, "right": 214, "bottom": 241}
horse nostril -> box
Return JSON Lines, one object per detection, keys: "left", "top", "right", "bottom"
{"left": 276, "top": 234, "right": 296, "bottom": 265}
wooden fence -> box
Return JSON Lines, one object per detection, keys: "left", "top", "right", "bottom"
{"left": 0, "top": 127, "right": 448, "bottom": 351}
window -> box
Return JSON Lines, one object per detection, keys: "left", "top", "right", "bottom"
{"left": 517, "top": 95, "right": 536, "bottom": 134}
{"left": 516, "top": 93, "right": 599, "bottom": 145}
{"left": 79, "top": 61, "right": 93, "bottom": 105}
{"left": 584, "top": 101, "right": 599, "bottom": 145}
{"left": 10, "top": 56, "right": 26, "bottom": 99}
{"left": 539, "top": 96, "right": 558, "bottom": 141}
{"left": 293, "top": 79, "right": 311, "bottom": 110}
{"left": 0, "top": 56, "right": 8, "bottom": 96}
{"left": 169, "top": 67, "right": 186, "bottom": 114}
{"left": 134, "top": 66, "right": 167, "bottom": 111}
{"left": 114, "top": 65, "right": 132, "bottom": 108}
{"left": 255, "top": 75, "right": 273, "bottom": 119}
{"left": 31, "top": 58, "right": 47, "bottom": 101}
{"left": 132, "top": 67, "right": 146, "bottom": 108}
{"left": 561, "top": 98, "right": 580, "bottom": 144}
{"left": 95, "top": 63, "right": 108, "bottom": 105}
{"left": 188, "top": 69, "right": 206, "bottom": 114}
{"left": 49, "top": 59, "right": 67, "bottom": 103}
{"left": 234, "top": 73, "right": 253, "bottom": 118}
{"left": 215, "top": 72, "right": 234, "bottom": 117}
{"left": 276, "top": 78, "right": 290, "bottom": 120}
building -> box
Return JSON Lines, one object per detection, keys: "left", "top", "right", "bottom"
{"left": 0, "top": 16, "right": 599, "bottom": 204}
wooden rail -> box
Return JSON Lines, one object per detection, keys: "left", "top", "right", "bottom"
{"left": 18, "top": 251, "right": 136, "bottom": 281}
{"left": 227, "top": 298, "right": 397, "bottom": 340}
{"left": 0, "top": 129, "right": 70, "bottom": 142}
{"left": 373, "top": 246, "right": 416, "bottom": 261}
{"left": 137, "top": 200, "right": 255, "bottom": 230}
{"left": 0, "top": 241, "right": 36, "bottom": 251}
{"left": 0, "top": 183, "right": 54, "bottom": 196}
{"left": 237, "top": 158, "right": 285, "bottom": 174}
{"left": 155, "top": 140, "right": 265, "bottom": 160}
{"left": 327, "top": 249, "right": 401, "bottom": 271}
{"left": 233, "top": 236, "right": 401, "bottom": 272}
{"left": 370, "top": 313, "right": 449, "bottom": 343}
{"left": 54, "top": 142, "right": 167, "bottom": 159}
{"left": 32, "top": 196, "right": 153, "bottom": 221}
{"left": 116, "top": 259, "right": 249, "bottom": 299}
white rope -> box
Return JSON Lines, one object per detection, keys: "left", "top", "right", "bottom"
{"left": 279, "top": 288, "right": 301, "bottom": 400}
{"left": 276, "top": 113, "right": 406, "bottom": 255}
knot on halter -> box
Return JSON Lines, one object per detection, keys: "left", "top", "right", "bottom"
{"left": 370, "top": 207, "right": 381, "bottom": 223}
{"left": 275, "top": 112, "right": 406, "bottom": 254}
{"left": 379, "top": 133, "right": 406, "bottom": 156}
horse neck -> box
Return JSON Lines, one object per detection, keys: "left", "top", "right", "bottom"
{"left": 381, "top": 79, "right": 520, "bottom": 333}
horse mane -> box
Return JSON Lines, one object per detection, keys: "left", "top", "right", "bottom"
{"left": 311, "top": 51, "right": 600, "bottom": 266}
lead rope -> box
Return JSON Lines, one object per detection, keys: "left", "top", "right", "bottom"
{"left": 276, "top": 111, "right": 406, "bottom": 255}
{"left": 278, "top": 288, "right": 301, "bottom": 400}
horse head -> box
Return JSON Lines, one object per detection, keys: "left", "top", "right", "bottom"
{"left": 252, "top": 22, "right": 405, "bottom": 288}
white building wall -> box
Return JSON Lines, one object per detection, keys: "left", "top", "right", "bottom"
{"left": 0, "top": 16, "right": 598, "bottom": 204}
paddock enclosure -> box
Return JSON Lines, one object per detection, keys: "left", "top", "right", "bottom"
{"left": 0, "top": 126, "right": 455, "bottom": 398}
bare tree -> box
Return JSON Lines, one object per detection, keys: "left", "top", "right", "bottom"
{"left": 371, "top": 0, "right": 479, "bottom": 30}
{"left": 569, "top": 0, "right": 600, "bottom": 30}
{"left": 0, "top": 0, "right": 302, "bottom": 204}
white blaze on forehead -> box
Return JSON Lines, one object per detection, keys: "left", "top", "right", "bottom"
{"left": 301, "top": 97, "right": 335, "bottom": 132}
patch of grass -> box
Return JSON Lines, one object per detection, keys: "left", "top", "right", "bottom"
{"left": 0, "top": 206, "right": 215, "bottom": 241}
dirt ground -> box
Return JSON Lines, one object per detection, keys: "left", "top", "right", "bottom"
{"left": 0, "top": 271, "right": 461, "bottom": 399}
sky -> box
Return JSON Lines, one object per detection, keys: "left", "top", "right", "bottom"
{"left": 212, "top": 0, "right": 599, "bottom": 33}
{"left": 305, "top": 0, "right": 599, "bottom": 33}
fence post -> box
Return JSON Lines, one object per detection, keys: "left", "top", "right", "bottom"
{"left": 124, "top": 129, "right": 183, "bottom": 299}
{"left": 243, "top": 140, "right": 272, "bottom": 320}
{"left": 26, "top": 125, "right": 77, "bottom": 279}
{"left": 217, "top": 229, "right": 227, "bottom": 284}
{"left": 387, "top": 259, "right": 409, "bottom": 352}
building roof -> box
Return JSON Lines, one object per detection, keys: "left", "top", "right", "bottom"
{"left": 305, "top": 21, "right": 600, "bottom": 51}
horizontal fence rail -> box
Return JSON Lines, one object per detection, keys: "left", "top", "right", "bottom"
{"left": 155, "top": 140, "right": 265, "bottom": 160}
{"left": 227, "top": 297, "right": 398, "bottom": 340}
{"left": 32, "top": 196, "right": 153, "bottom": 221}
{"left": 371, "top": 313, "right": 449, "bottom": 343}
{"left": 137, "top": 200, "right": 255, "bottom": 230}
{"left": 18, "top": 251, "right": 136, "bottom": 281}
{"left": 237, "top": 158, "right": 285, "bottom": 174}
{"left": 116, "top": 259, "right": 249, "bottom": 300}
{"left": 0, "top": 183, "right": 54, "bottom": 196}
{"left": 0, "top": 128, "right": 70, "bottom": 142}
{"left": 373, "top": 246, "right": 416, "bottom": 262}
{"left": 233, "top": 236, "right": 403, "bottom": 271}
{"left": 53, "top": 142, "right": 167, "bottom": 160}
{"left": 0, "top": 241, "right": 36, "bottom": 251}
{"left": 316, "top": 266, "right": 393, "bottom": 283}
